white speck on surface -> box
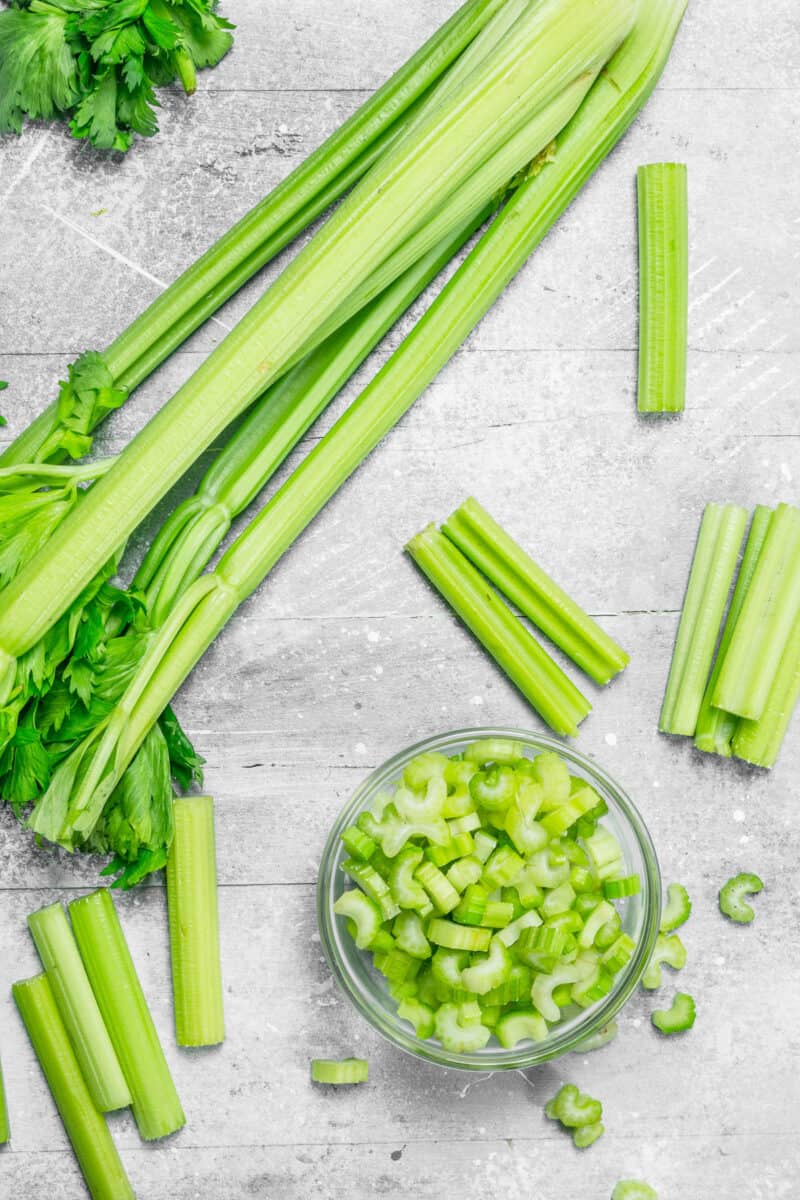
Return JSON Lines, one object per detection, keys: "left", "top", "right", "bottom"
{"left": 375, "top": 665, "right": 383, "bottom": 675}
{"left": 604, "top": 732, "right": 617, "bottom": 746}
{"left": 632, "top": 1018, "right": 642, "bottom": 1028}
{"left": 781, "top": 462, "right": 792, "bottom": 481}
{"left": 355, "top": 742, "right": 367, "bottom": 755}
{"left": 470, "top": 695, "right": 483, "bottom": 706}
{"left": 733, "top": 809, "right": 745, "bottom": 822}
{"left": 367, "top": 629, "right": 380, "bottom": 643}
{"left": 739, "top": 834, "right": 751, "bottom": 844}
{"left": 715, "top": 955, "right": 726, "bottom": 966}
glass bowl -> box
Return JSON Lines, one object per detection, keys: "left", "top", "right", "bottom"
{"left": 317, "top": 727, "right": 661, "bottom": 1070}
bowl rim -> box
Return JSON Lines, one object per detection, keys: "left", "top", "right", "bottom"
{"left": 317, "top": 725, "right": 661, "bottom": 1070}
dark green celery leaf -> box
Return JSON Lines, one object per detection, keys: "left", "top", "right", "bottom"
{"left": 87, "top": 721, "right": 174, "bottom": 863}
{"left": 70, "top": 68, "right": 131, "bottom": 151}
{"left": 56, "top": 351, "right": 128, "bottom": 442}
{"left": 169, "top": 0, "right": 234, "bottom": 68}
{"left": 101, "top": 845, "right": 168, "bottom": 888}
{"left": 116, "top": 74, "right": 159, "bottom": 137}
{"left": 0, "top": 6, "right": 79, "bottom": 133}
{"left": 0, "top": 712, "right": 52, "bottom": 813}
{"left": 159, "top": 703, "right": 204, "bottom": 790}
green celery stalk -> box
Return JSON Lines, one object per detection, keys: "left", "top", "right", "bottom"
{"left": 637, "top": 162, "right": 689, "bottom": 413}
{"left": 13, "top": 973, "right": 135, "bottom": 1200}
{"left": 27, "top": 0, "right": 687, "bottom": 851}
{"left": 694, "top": 505, "right": 772, "bottom": 755}
{"left": 441, "top": 496, "right": 629, "bottom": 684}
{"left": 659, "top": 503, "right": 748, "bottom": 737}
{"left": 0, "top": 1054, "right": 8, "bottom": 1144}
{"left": 0, "top": 0, "right": 508, "bottom": 468}
{"left": 712, "top": 502, "right": 800, "bottom": 720}
{"left": 732, "top": 615, "right": 800, "bottom": 768}
{"left": 0, "top": 0, "right": 635, "bottom": 697}
{"left": 68, "top": 890, "right": 185, "bottom": 1141}
{"left": 27, "top": 902, "right": 131, "bottom": 1113}
{"left": 166, "top": 797, "right": 225, "bottom": 1047}
{"left": 406, "top": 524, "right": 591, "bottom": 736}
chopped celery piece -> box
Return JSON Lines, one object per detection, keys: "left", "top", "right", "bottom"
{"left": 469, "top": 764, "right": 517, "bottom": 810}
{"left": 660, "top": 882, "right": 692, "bottom": 932}
{"left": 461, "top": 938, "right": 512, "bottom": 995}
{"left": 397, "top": 998, "right": 436, "bottom": 1040}
{"left": 446, "top": 855, "right": 484, "bottom": 893}
{"left": 495, "top": 909, "right": 542, "bottom": 949}
{"left": 601, "top": 934, "right": 635, "bottom": 975}
{"left": 342, "top": 859, "right": 401, "bottom": 921}
{"left": 442, "top": 497, "right": 629, "bottom": 684}
{"left": 482, "top": 901, "right": 515, "bottom": 928}
{"left": 403, "top": 752, "right": 449, "bottom": 790}
{"left": 27, "top": 902, "right": 130, "bottom": 1112}
{"left": 388, "top": 847, "right": 428, "bottom": 911}
{"left": 659, "top": 503, "right": 749, "bottom": 736}
{"left": 334, "top": 891, "right": 384, "bottom": 950}
{"left": 68, "top": 890, "right": 185, "bottom": 1141}
{"left": 584, "top": 827, "right": 623, "bottom": 875}
{"left": 310, "top": 1058, "right": 369, "bottom": 1085}
{"left": 613, "top": 1183, "right": 658, "bottom": 1200}
{"left": 393, "top": 912, "right": 432, "bottom": 960}
{"left": 434, "top": 1003, "right": 491, "bottom": 1053}
{"left": 636, "top": 162, "right": 688, "bottom": 414}
{"left": 473, "top": 830, "right": 497, "bottom": 863}
{"left": 482, "top": 845, "right": 525, "bottom": 890}
{"left": 415, "top": 861, "right": 461, "bottom": 914}
{"left": 719, "top": 873, "right": 763, "bottom": 924}
{"left": 495, "top": 1008, "right": 548, "bottom": 1048}
{"left": 541, "top": 882, "right": 577, "bottom": 918}
{"left": 0, "top": 1056, "right": 8, "bottom": 1144}
{"left": 428, "top": 919, "right": 491, "bottom": 953}
{"left": 540, "top": 785, "right": 600, "bottom": 837}
{"left": 13, "top": 973, "right": 135, "bottom": 1199}
{"left": 376, "top": 948, "right": 422, "bottom": 986}
{"left": 519, "top": 925, "right": 571, "bottom": 962}
{"left": 524, "top": 847, "right": 571, "bottom": 889}
{"left": 602, "top": 875, "right": 640, "bottom": 899}
{"left": 394, "top": 776, "right": 447, "bottom": 822}
{"left": 545, "top": 1082, "right": 603, "bottom": 1128}
{"left": 431, "top": 948, "right": 469, "bottom": 991}
{"left": 166, "top": 796, "right": 225, "bottom": 1048}
{"left": 695, "top": 506, "right": 773, "bottom": 756}
{"left": 641, "top": 933, "right": 686, "bottom": 990}
{"left": 651, "top": 991, "right": 696, "bottom": 1034}
{"left": 572, "top": 1120, "right": 605, "bottom": 1149}
{"left": 732, "top": 614, "right": 800, "bottom": 768}
{"left": 341, "top": 825, "right": 377, "bottom": 861}
{"left": 573, "top": 1020, "right": 618, "bottom": 1053}
{"left": 532, "top": 963, "right": 588, "bottom": 1022}
{"left": 465, "top": 738, "right": 524, "bottom": 765}
{"left": 572, "top": 968, "right": 614, "bottom": 1008}
{"left": 713, "top": 503, "right": 800, "bottom": 720}
{"left": 505, "top": 803, "right": 548, "bottom": 856}
{"left": 406, "top": 526, "right": 592, "bottom": 737}
{"left": 578, "top": 901, "right": 616, "bottom": 949}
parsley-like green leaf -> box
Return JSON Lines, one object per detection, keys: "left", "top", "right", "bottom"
{"left": 0, "top": 6, "right": 79, "bottom": 134}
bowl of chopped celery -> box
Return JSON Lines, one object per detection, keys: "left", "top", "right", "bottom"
{"left": 317, "top": 728, "right": 661, "bottom": 1070}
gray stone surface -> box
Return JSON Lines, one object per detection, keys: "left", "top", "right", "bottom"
{"left": 0, "top": 1, "right": 799, "bottom": 1197}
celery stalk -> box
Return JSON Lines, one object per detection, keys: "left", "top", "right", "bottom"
{"left": 637, "top": 162, "right": 689, "bottom": 413}
{"left": 0, "top": 0, "right": 508, "bottom": 468}
{"left": 167, "top": 797, "right": 224, "bottom": 1047}
{"left": 27, "top": 902, "right": 130, "bottom": 1112}
{"left": 659, "top": 503, "right": 748, "bottom": 737}
{"left": 406, "top": 524, "right": 591, "bottom": 736}
{"left": 68, "top": 890, "right": 185, "bottom": 1141}
{"left": 694, "top": 506, "right": 772, "bottom": 755}
{"left": 0, "top": 1055, "right": 8, "bottom": 1144}
{"left": 712, "top": 503, "right": 800, "bottom": 720}
{"left": 0, "top": 0, "right": 635, "bottom": 691}
{"left": 28, "top": 0, "right": 686, "bottom": 852}
{"left": 13, "top": 973, "right": 135, "bottom": 1200}
{"left": 441, "top": 496, "right": 629, "bottom": 684}
{"left": 732, "top": 616, "right": 800, "bottom": 768}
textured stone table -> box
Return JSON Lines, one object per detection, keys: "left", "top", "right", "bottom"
{"left": 1, "top": 2, "right": 799, "bottom": 1197}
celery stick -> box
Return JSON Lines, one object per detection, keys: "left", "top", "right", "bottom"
{"left": 659, "top": 503, "right": 748, "bottom": 736}
{"left": 694, "top": 506, "right": 772, "bottom": 755}
{"left": 637, "top": 162, "right": 689, "bottom": 414}
{"left": 69, "top": 890, "right": 185, "bottom": 1141}
{"left": 0, "top": 1055, "right": 8, "bottom": 1144}
{"left": 732, "top": 616, "right": 800, "bottom": 768}
{"left": 167, "top": 797, "right": 224, "bottom": 1047}
{"left": 441, "top": 496, "right": 629, "bottom": 684}
{"left": 28, "top": 0, "right": 687, "bottom": 848}
{"left": 13, "top": 973, "right": 135, "bottom": 1200}
{"left": 407, "top": 525, "right": 591, "bottom": 736}
{"left": 28, "top": 902, "right": 130, "bottom": 1112}
{"left": 713, "top": 503, "right": 800, "bottom": 720}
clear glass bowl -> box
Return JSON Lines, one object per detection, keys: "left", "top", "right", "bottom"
{"left": 317, "top": 727, "right": 661, "bottom": 1070}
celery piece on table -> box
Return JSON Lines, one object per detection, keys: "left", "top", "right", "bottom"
{"left": 13, "top": 973, "right": 135, "bottom": 1200}
{"left": 406, "top": 524, "right": 591, "bottom": 737}
{"left": 694, "top": 505, "right": 772, "bottom": 755}
{"left": 712, "top": 502, "right": 800, "bottom": 720}
{"left": 167, "top": 796, "right": 225, "bottom": 1047}
{"left": 69, "top": 889, "right": 185, "bottom": 1141}
{"left": 0, "top": 1054, "right": 8, "bottom": 1144}
{"left": 637, "top": 162, "right": 688, "bottom": 414}
{"left": 441, "top": 496, "right": 629, "bottom": 684}
{"left": 651, "top": 991, "right": 696, "bottom": 1034}
{"left": 310, "top": 1058, "right": 369, "bottom": 1085}
{"left": 28, "top": 902, "right": 131, "bottom": 1112}
{"left": 732, "top": 615, "right": 800, "bottom": 768}
{"left": 659, "top": 503, "right": 748, "bottom": 737}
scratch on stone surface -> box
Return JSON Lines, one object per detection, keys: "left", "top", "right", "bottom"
{"left": 39, "top": 205, "right": 235, "bottom": 331}
{"left": 457, "top": 1072, "right": 495, "bottom": 1099}
{"left": 688, "top": 265, "right": 743, "bottom": 311}
{"left": 1, "top": 135, "right": 48, "bottom": 203}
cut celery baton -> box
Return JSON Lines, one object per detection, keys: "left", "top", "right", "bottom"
{"left": 13, "top": 973, "right": 135, "bottom": 1200}
{"left": 26, "top": 0, "right": 686, "bottom": 852}
{"left": 28, "top": 902, "right": 131, "bottom": 1112}
{"left": 441, "top": 495, "right": 629, "bottom": 684}
{"left": 406, "top": 523, "right": 591, "bottom": 736}
{"left": 69, "top": 890, "right": 185, "bottom": 1141}
{"left": 659, "top": 503, "right": 748, "bottom": 737}
{"left": 167, "top": 797, "right": 225, "bottom": 1047}
{"left": 732, "top": 614, "right": 800, "bottom": 767}
{"left": 0, "top": 0, "right": 508, "bottom": 468}
{"left": 637, "top": 162, "right": 688, "bottom": 414}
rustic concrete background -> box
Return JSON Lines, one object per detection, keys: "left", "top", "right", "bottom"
{"left": 0, "top": 1, "right": 799, "bottom": 1197}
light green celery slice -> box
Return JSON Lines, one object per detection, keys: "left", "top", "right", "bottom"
{"left": 28, "top": 0, "right": 686, "bottom": 847}
{"left": 167, "top": 797, "right": 225, "bottom": 1047}
{"left": 732, "top": 615, "right": 800, "bottom": 768}
{"left": 0, "top": 0, "right": 508, "bottom": 468}
{"left": 68, "top": 890, "right": 185, "bottom": 1141}
{"left": 406, "top": 525, "right": 591, "bottom": 737}
{"left": 441, "top": 496, "right": 629, "bottom": 684}
{"left": 713, "top": 502, "right": 800, "bottom": 720}
{"left": 0, "top": 0, "right": 636, "bottom": 682}
{"left": 637, "top": 162, "right": 688, "bottom": 413}
{"left": 13, "top": 973, "right": 135, "bottom": 1200}
{"left": 659, "top": 503, "right": 748, "bottom": 736}
{"left": 694, "top": 506, "right": 772, "bottom": 755}
{"left": 0, "top": 1055, "right": 8, "bottom": 1143}
{"left": 27, "top": 902, "right": 131, "bottom": 1112}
